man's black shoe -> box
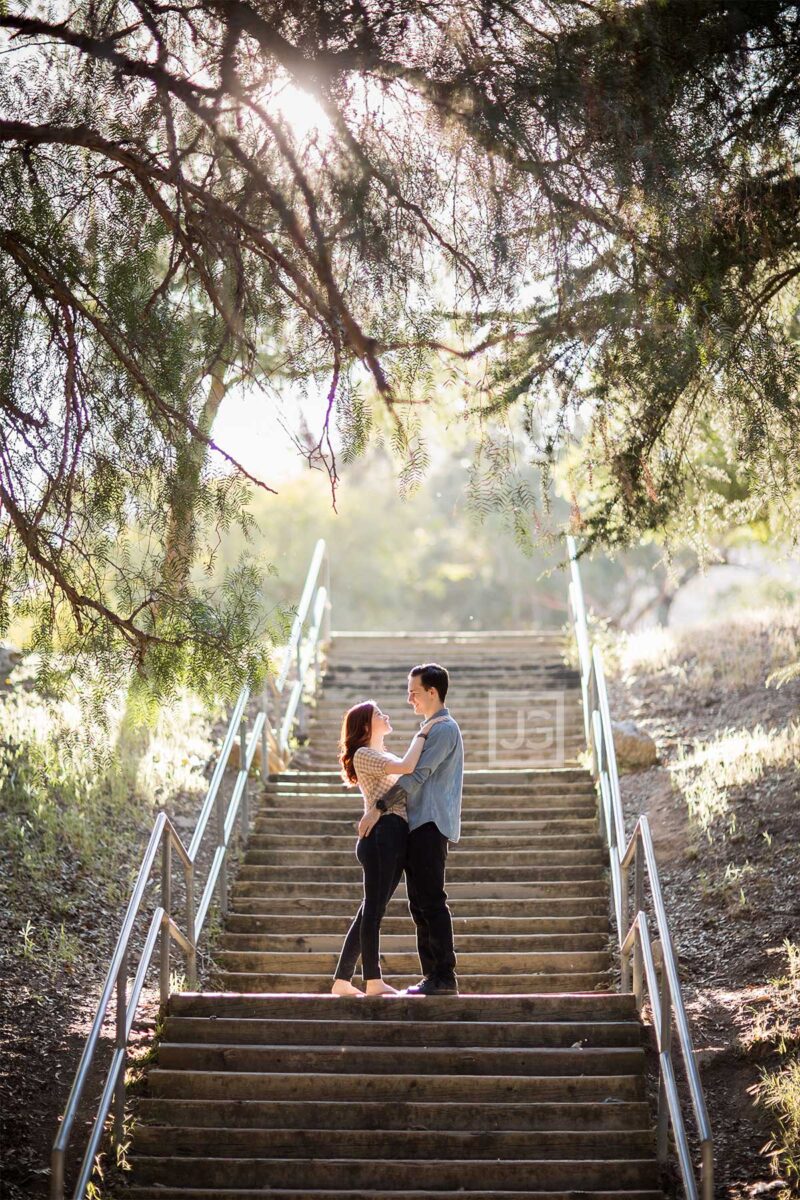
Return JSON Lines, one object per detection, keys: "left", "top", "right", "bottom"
{"left": 403, "top": 975, "right": 459, "bottom": 996}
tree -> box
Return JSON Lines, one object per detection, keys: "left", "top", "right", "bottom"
{"left": 3, "top": 1, "right": 800, "bottom": 697}
{"left": 0, "top": 0, "right": 530, "bottom": 696}
{"left": 454, "top": 1, "right": 800, "bottom": 555}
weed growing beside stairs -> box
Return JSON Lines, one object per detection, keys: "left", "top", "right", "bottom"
{"left": 602, "top": 604, "right": 800, "bottom": 1195}
{"left": 748, "top": 942, "right": 800, "bottom": 1190}
{"left": 0, "top": 663, "right": 224, "bottom": 1200}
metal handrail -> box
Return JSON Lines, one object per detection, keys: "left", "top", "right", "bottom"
{"left": 51, "top": 540, "right": 332, "bottom": 1200}
{"left": 269, "top": 538, "right": 331, "bottom": 759}
{"left": 566, "top": 535, "right": 713, "bottom": 1200}
{"left": 278, "top": 585, "right": 328, "bottom": 756}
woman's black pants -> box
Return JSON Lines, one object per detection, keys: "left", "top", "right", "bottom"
{"left": 334, "top": 813, "right": 408, "bottom": 981}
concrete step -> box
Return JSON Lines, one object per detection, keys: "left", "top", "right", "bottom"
{"left": 310, "top": 683, "right": 581, "bottom": 693}
{"left": 253, "top": 810, "right": 598, "bottom": 829}
{"left": 127, "top": 1189, "right": 662, "bottom": 1200}
{"left": 229, "top": 879, "right": 609, "bottom": 899}
{"left": 210, "top": 972, "right": 613, "bottom": 992}
{"left": 258, "top": 786, "right": 596, "bottom": 801}
{"left": 269, "top": 794, "right": 585, "bottom": 808}
{"left": 235, "top": 864, "right": 607, "bottom": 883}
{"left": 311, "top": 707, "right": 583, "bottom": 722}
{"left": 133, "top": 1125, "right": 656, "bottom": 1159}
{"left": 249, "top": 818, "right": 600, "bottom": 838}
{"left": 146, "top": 1067, "right": 644, "bottom": 1103}
{"left": 156, "top": 1042, "right": 642, "bottom": 1077}
{"left": 260, "top": 792, "right": 597, "bottom": 811}
{"left": 162, "top": 1016, "right": 640, "bottom": 1047}
{"left": 326, "top": 630, "right": 567, "bottom": 640}
{"left": 211, "top": 949, "right": 613, "bottom": 975}
{"left": 240, "top": 848, "right": 607, "bottom": 868}
{"left": 267, "top": 768, "right": 593, "bottom": 782}
{"left": 255, "top": 802, "right": 598, "bottom": 816}
{"left": 316, "top": 665, "right": 577, "bottom": 674}
{"left": 309, "top": 690, "right": 583, "bottom": 701}
{"left": 308, "top": 705, "right": 583, "bottom": 719}
{"left": 167, "top": 993, "right": 638, "bottom": 1019}
{"left": 322, "top": 649, "right": 569, "bottom": 661}
{"left": 306, "top": 725, "right": 586, "bottom": 740}
{"left": 304, "top": 720, "right": 582, "bottom": 729}
{"left": 265, "top": 786, "right": 591, "bottom": 800}
{"left": 216, "top": 933, "right": 610, "bottom": 954}
{"left": 137, "top": 1096, "right": 652, "bottom": 1131}
{"left": 129, "top": 1155, "right": 659, "bottom": 1190}
{"left": 245, "top": 833, "right": 603, "bottom": 851}
{"left": 323, "top": 656, "right": 572, "bottom": 662}
{"left": 319, "top": 668, "right": 576, "bottom": 675}
{"left": 262, "top": 784, "right": 594, "bottom": 795}
{"left": 226, "top": 896, "right": 610, "bottom": 917}
{"left": 316, "top": 662, "right": 575, "bottom": 673}
{"left": 297, "top": 753, "right": 585, "bottom": 765}
{"left": 306, "top": 720, "right": 586, "bottom": 734}
{"left": 223, "top": 912, "right": 611, "bottom": 934}
{"left": 318, "top": 654, "right": 573, "bottom": 664}
{"left": 251, "top": 809, "right": 599, "bottom": 829}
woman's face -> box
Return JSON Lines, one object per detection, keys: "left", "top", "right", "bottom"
{"left": 372, "top": 706, "right": 392, "bottom": 736}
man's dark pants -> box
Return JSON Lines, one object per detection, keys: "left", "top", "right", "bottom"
{"left": 405, "top": 820, "right": 457, "bottom": 982}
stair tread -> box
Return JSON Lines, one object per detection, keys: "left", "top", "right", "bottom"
{"left": 126, "top": 1191, "right": 663, "bottom": 1199}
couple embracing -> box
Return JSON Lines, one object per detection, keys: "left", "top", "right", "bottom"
{"left": 330, "top": 662, "right": 463, "bottom": 997}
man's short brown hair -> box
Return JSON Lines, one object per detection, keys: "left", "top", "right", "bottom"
{"left": 409, "top": 663, "right": 449, "bottom": 703}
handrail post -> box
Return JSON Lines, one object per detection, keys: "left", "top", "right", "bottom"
{"left": 313, "top": 632, "right": 322, "bottom": 693}
{"left": 216, "top": 769, "right": 228, "bottom": 918}
{"left": 260, "top": 683, "right": 269, "bottom": 783}
{"left": 619, "top": 857, "right": 630, "bottom": 991}
{"left": 296, "top": 640, "right": 306, "bottom": 738}
{"left": 657, "top": 970, "right": 673, "bottom": 1160}
{"left": 702, "top": 1139, "right": 714, "bottom": 1200}
{"left": 323, "top": 551, "right": 331, "bottom": 643}
{"left": 50, "top": 1144, "right": 64, "bottom": 1200}
{"left": 240, "top": 711, "right": 249, "bottom": 841}
{"left": 112, "top": 950, "right": 128, "bottom": 1147}
{"left": 160, "top": 835, "right": 172, "bottom": 1005}
{"left": 633, "top": 842, "right": 645, "bottom": 1008}
{"left": 185, "top": 860, "right": 197, "bottom": 990}
{"left": 619, "top": 886, "right": 631, "bottom": 993}
{"left": 587, "top": 664, "right": 600, "bottom": 781}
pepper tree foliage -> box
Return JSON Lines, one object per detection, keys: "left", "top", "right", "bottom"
{"left": 2, "top": 1, "right": 800, "bottom": 699}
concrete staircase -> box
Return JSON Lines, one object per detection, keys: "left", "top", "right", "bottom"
{"left": 126, "top": 632, "right": 663, "bottom": 1199}
{"left": 292, "top": 631, "right": 587, "bottom": 770}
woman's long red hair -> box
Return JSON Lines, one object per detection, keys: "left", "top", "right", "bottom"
{"left": 339, "top": 700, "right": 376, "bottom": 785}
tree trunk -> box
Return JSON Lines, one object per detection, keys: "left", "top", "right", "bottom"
{"left": 116, "top": 264, "right": 244, "bottom": 768}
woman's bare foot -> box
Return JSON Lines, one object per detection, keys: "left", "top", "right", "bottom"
{"left": 331, "top": 979, "right": 362, "bottom": 996}
{"left": 365, "top": 979, "right": 398, "bottom": 996}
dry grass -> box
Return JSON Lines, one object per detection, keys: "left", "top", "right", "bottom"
{"left": 596, "top": 599, "right": 800, "bottom": 1193}
{"left": 600, "top": 604, "right": 800, "bottom": 838}
{"left": 749, "top": 943, "right": 800, "bottom": 1190}
{"left": 617, "top": 603, "right": 800, "bottom": 694}
{"left": 672, "top": 721, "right": 800, "bottom": 834}
{"left": 0, "top": 668, "right": 219, "bottom": 962}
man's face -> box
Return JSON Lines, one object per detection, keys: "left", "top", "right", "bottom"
{"left": 407, "top": 674, "right": 439, "bottom": 716}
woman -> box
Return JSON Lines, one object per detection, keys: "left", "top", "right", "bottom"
{"left": 331, "top": 700, "right": 445, "bottom": 996}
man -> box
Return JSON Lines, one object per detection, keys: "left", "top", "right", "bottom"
{"left": 375, "top": 662, "right": 464, "bottom": 996}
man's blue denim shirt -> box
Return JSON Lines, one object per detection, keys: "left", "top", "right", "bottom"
{"left": 396, "top": 706, "right": 464, "bottom": 843}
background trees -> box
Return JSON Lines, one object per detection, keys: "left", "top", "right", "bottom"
{"left": 2, "top": 1, "right": 800, "bottom": 694}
